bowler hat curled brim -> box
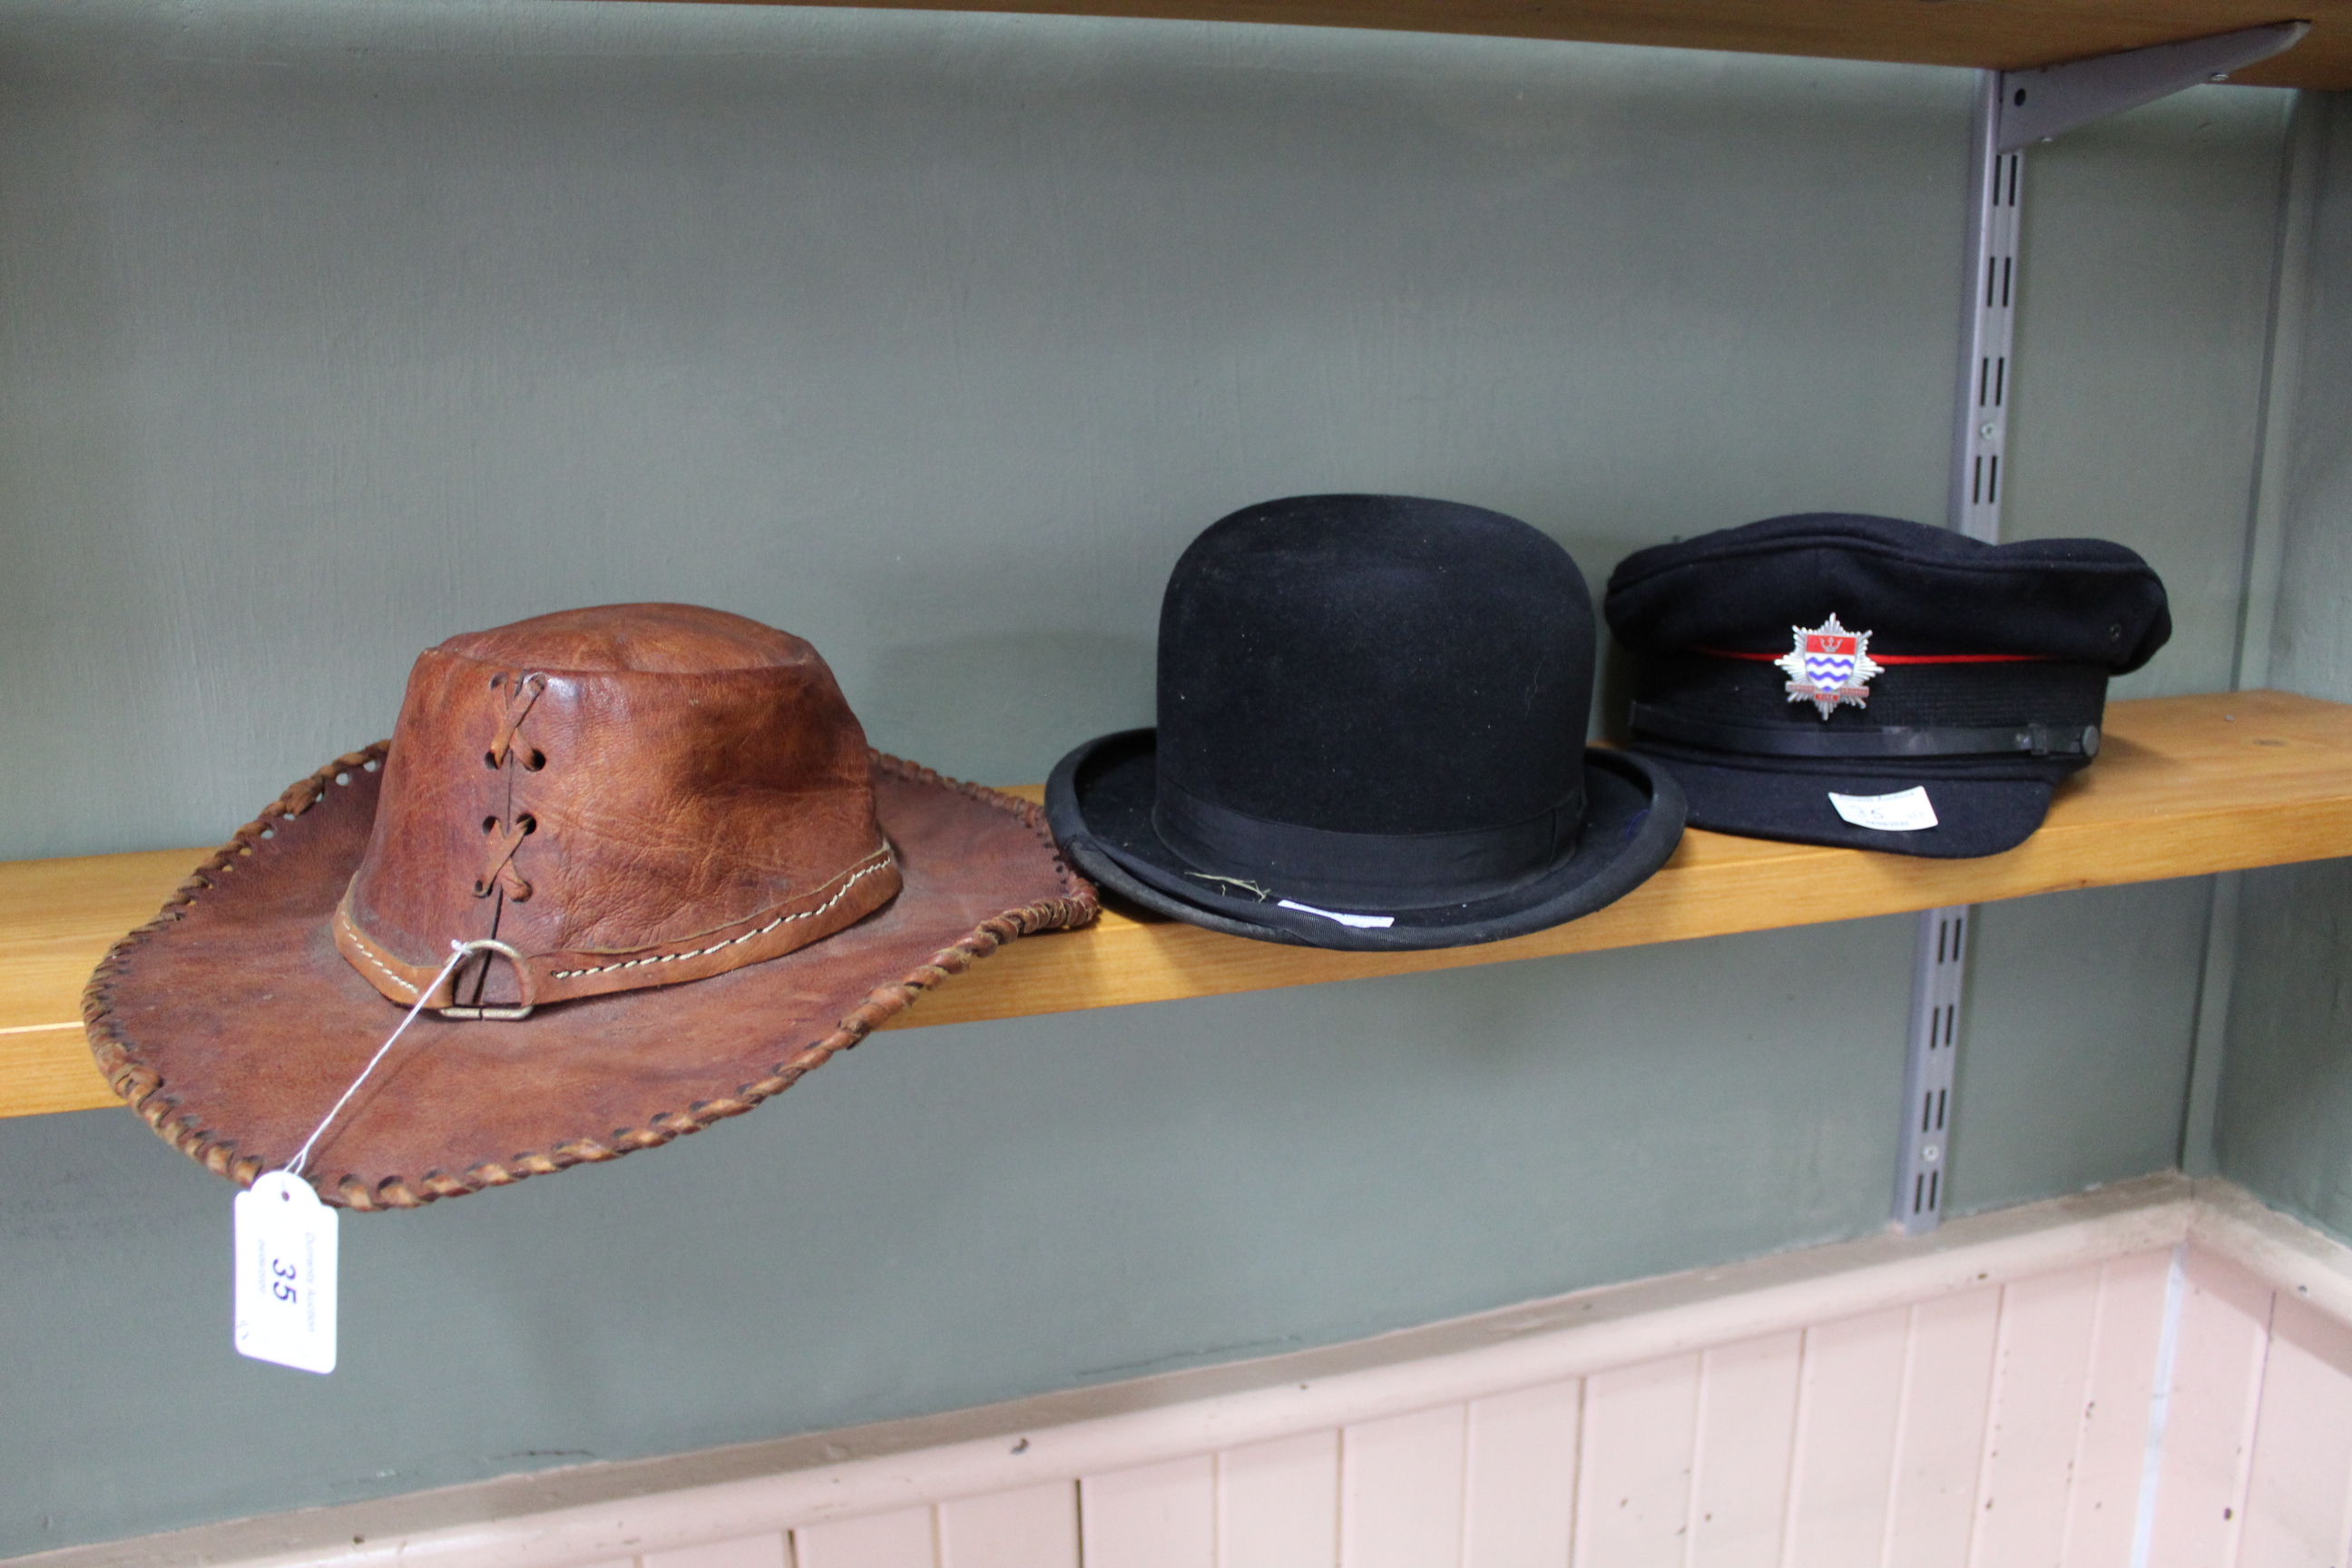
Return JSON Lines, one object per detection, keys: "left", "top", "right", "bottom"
{"left": 1047, "top": 729, "right": 1685, "bottom": 951}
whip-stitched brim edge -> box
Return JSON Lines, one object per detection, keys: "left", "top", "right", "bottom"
{"left": 1045, "top": 729, "right": 1687, "bottom": 951}
{"left": 83, "top": 742, "right": 1099, "bottom": 1210}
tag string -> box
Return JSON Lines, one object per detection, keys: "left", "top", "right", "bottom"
{"left": 282, "top": 941, "right": 475, "bottom": 1181}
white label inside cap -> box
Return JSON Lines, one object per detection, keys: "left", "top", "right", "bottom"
{"left": 1277, "top": 899, "right": 1396, "bottom": 929}
{"left": 233, "top": 1171, "right": 339, "bottom": 1374}
{"left": 1828, "top": 786, "right": 1939, "bottom": 833}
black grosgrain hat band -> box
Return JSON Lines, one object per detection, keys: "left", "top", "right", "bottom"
{"left": 1152, "top": 777, "right": 1582, "bottom": 907}
{"left": 1629, "top": 704, "right": 2100, "bottom": 760}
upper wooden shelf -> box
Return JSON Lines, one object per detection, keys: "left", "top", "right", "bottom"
{"left": 4, "top": 689, "right": 2348, "bottom": 1120}
{"left": 722, "top": 0, "right": 2352, "bottom": 89}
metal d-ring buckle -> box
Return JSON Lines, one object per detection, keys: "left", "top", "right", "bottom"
{"left": 437, "top": 937, "right": 536, "bottom": 1021}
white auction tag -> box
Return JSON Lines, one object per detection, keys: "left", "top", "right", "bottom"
{"left": 233, "top": 1171, "right": 339, "bottom": 1374}
{"left": 1276, "top": 898, "right": 1396, "bottom": 929}
{"left": 1828, "top": 785, "right": 1939, "bottom": 833}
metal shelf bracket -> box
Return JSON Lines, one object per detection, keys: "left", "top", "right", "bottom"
{"left": 1897, "top": 21, "right": 2305, "bottom": 1230}
{"left": 1996, "top": 23, "right": 2308, "bottom": 152}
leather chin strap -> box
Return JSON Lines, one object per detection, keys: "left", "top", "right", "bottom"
{"left": 1631, "top": 703, "right": 2100, "bottom": 760}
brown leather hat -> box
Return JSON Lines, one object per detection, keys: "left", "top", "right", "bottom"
{"left": 85, "top": 604, "right": 1096, "bottom": 1210}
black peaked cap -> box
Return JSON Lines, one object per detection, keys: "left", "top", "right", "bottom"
{"left": 1602, "top": 513, "right": 2171, "bottom": 859}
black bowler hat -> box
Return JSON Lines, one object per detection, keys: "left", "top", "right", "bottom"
{"left": 1045, "top": 495, "right": 1686, "bottom": 949}
{"left": 1604, "top": 513, "right": 2171, "bottom": 859}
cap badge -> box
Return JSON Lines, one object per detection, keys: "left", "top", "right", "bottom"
{"left": 1777, "top": 613, "right": 1884, "bottom": 719}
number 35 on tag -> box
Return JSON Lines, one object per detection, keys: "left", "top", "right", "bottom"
{"left": 233, "top": 1171, "right": 338, "bottom": 1374}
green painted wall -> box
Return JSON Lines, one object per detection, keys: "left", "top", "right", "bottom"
{"left": 2216, "top": 93, "right": 2352, "bottom": 1235}
{"left": 0, "top": 1, "right": 2302, "bottom": 1553}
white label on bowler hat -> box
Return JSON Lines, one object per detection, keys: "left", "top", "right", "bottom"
{"left": 233, "top": 1171, "right": 338, "bottom": 1374}
{"left": 1828, "top": 786, "right": 1939, "bottom": 833}
{"left": 1277, "top": 899, "right": 1396, "bottom": 929}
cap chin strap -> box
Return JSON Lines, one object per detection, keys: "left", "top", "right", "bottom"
{"left": 1631, "top": 704, "right": 2099, "bottom": 760}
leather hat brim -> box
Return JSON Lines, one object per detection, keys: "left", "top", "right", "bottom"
{"left": 84, "top": 745, "right": 1096, "bottom": 1210}
{"left": 1045, "top": 730, "right": 1685, "bottom": 951}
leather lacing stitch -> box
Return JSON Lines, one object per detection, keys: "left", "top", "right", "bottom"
{"left": 547, "top": 848, "right": 896, "bottom": 979}
{"left": 475, "top": 671, "right": 547, "bottom": 901}
{"left": 474, "top": 816, "right": 534, "bottom": 901}
{"left": 485, "top": 672, "right": 546, "bottom": 768}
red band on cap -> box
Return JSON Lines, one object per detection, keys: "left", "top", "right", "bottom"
{"left": 1694, "top": 646, "right": 2051, "bottom": 666}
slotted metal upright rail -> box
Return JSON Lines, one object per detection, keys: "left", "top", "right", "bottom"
{"left": 1893, "top": 23, "right": 2305, "bottom": 1233}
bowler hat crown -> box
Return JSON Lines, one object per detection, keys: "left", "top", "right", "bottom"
{"left": 1153, "top": 495, "right": 1592, "bottom": 905}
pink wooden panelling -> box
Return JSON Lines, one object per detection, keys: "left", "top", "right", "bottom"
{"left": 1460, "top": 1377, "right": 1582, "bottom": 1568}
{"left": 936, "top": 1481, "right": 1079, "bottom": 1568}
{"left": 1779, "top": 1307, "right": 1908, "bottom": 1567}
{"left": 639, "top": 1534, "right": 789, "bottom": 1568}
{"left": 1218, "top": 1428, "right": 1339, "bottom": 1568}
{"left": 1684, "top": 1331, "right": 1800, "bottom": 1568}
{"left": 2147, "top": 1249, "right": 2274, "bottom": 1568}
{"left": 2059, "top": 1250, "right": 2174, "bottom": 1568}
{"left": 520, "top": 1240, "right": 2352, "bottom": 1568}
{"left": 1966, "top": 1264, "right": 2104, "bottom": 1566}
{"left": 2236, "top": 1293, "right": 2352, "bottom": 1567}
{"left": 1340, "top": 1404, "right": 1468, "bottom": 1568}
{"left": 1571, "top": 1352, "right": 1700, "bottom": 1568}
{"left": 1882, "top": 1289, "right": 2003, "bottom": 1568}
{"left": 1081, "top": 1455, "right": 1215, "bottom": 1568}
{"left": 795, "top": 1504, "right": 938, "bottom": 1568}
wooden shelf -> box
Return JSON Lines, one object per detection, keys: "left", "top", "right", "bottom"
{"left": 721, "top": 0, "right": 2352, "bottom": 90}
{"left": 5, "top": 689, "right": 2347, "bottom": 1121}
